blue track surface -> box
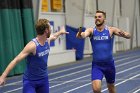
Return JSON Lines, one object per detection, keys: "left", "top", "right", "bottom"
{"left": 0, "top": 49, "right": 140, "bottom": 93}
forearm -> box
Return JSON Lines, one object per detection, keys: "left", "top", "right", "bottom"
{"left": 77, "top": 27, "right": 92, "bottom": 39}
{"left": 120, "top": 30, "right": 131, "bottom": 39}
{"left": 80, "top": 32, "right": 87, "bottom": 38}
{"left": 53, "top": 31, "right": 62, "bottom": 39}
{"left": 49, "top": 32, "right": 62, "bottom": 41}
{"left": 1, "top": 60, "right": 18, "bottom": 78}
{"left": 124, "top": 32, "right": 131, "bottom": 39}
{"left": 77, "top": 31, "right": 89, "bottom": 39}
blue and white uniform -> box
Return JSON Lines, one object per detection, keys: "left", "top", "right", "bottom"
{"left": 90, "top": 26, "right": 116, "bottom": 83}
{"left": 23, "top": 38, "right": 50, "bottom": 93}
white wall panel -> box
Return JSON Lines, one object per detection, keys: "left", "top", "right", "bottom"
{"left": 97, "top": 0, "right": 114, "bottom": 26}
{"left": 117, "top": 17, "right": 131, "bottom": 51}
{"left": 137, "top": 16, "right": 140, "bottom": 47}
{"left": 65, "top": 0, "right": 85, "bottom": 27}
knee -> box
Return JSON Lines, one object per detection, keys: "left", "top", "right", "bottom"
{"left": 107, "top": 83, "right": 116, "bottom": 93}
{"left": 93, "top": 88, "right": 101, "bottom": 93}
{"left": 92, "top": 85, "right": 101, "bottom": 93}
{"left": 92, "top": 80, "right": 102, "bottom": 93}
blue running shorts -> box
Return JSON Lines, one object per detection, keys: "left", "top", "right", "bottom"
{"left": 91, "top": 60, "right": 116, "bottom": 84}
{"left": 23, "top": 77, "right": 49, "bottom": 93}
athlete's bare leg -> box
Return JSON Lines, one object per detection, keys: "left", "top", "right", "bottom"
{"left": 92, "top": 80, "right": 102, "bottom": 93}
{"left": 107, "top": 83, "right": 116, "bottom": 93}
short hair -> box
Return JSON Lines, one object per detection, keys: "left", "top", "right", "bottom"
{"left": 35, "top": 19, "right": 50, "bottom": 35}
{"left": 96, "top": 10, "right": 106, "bottom": 18}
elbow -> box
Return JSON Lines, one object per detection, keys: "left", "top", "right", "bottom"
{"left": 76, "top": 33, "right": 83, "bottom": 39}
{"left": 126, "top": 34, "right": 131, "bottom": 39}
{"left": 125, "top": 33, "right": 131, "bottom": 39}
{"left": 76, "top": 35, "right": 81, "bottom": 39}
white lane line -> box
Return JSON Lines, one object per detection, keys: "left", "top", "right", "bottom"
{"left": 49, "top": 63, "right": 90, "bottom": 76}
{"left": 101, "top": 73, "right": 140, "bottom": 92}
{"left": 115, "top": 58, "right": 140, "bottom": 67}
{"left": 0, "top": 63, "right": 91, "bottom": 89}
{"left": 50, "top": 57, "right": 140, "bottom": 82}
{"left": 49, "top": 54, "right": 139, "bottom": 76}
{"left": 49, "top": 56, "right": 140, "bottom": 80}
{"left": 49, "top": 74, "right": 90, "bottom": 88}
{"left": 0, "top": 81, "right": 22, "bottom": 88}
{"left": 3, "top": 56, "right": 140, "bottom": 93}
{"left": 63, "top": 62, "right": 140, "bottom": 93}
{"left": 133, "top": 88, "right": 140, "bottom": 93}
{"left": 2, "top": 55, "right": 140, "bottom": 93}
{"left": 117, "top": 64, "right": 140, "bottom": 74}
{"left": 49, "top": 58, "right": 140, "bottom": 88}
{"left": 63, "top": 83, "right": 91, "bottom": 93}
{"left": 49, "top": 58, "right": 140, "bottom": 82}
{"left": 2, "top": 54, "right": 140, "bottom": 88}
{"left": 49, "top": 68, "right": 90, "bottom": 81}
{"left": 3, "top": 87, "right": 22, "bottom": 93}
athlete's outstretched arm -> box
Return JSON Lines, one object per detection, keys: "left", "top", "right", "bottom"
{"left": 76, "top": 27, "right": 93, "bottom": 39}
{"left": 49, "top": 26, "right": 69, "bottom": 42}
{"left": 111, "top": 27, "right": 131, "bottom": 39}
{"left": 0, "top": 42, "right": 35, "bottom": 86}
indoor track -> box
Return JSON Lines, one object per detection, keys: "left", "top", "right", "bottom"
{"left": 0, "top": 48, "right": 140, "bottom": 93}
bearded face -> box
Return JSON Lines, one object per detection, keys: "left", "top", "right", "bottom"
{"left": 45, "top": 26, "right": 51, "bottom": 38}
{"left": 46, "top": 31, "right": 50, "bottom": 38}
{"left": 46, "top": 29, "right": 51, "bottom": 38}
{"left": 95, "top": 19, "right": 105, "bottom": 27}
{"left": 95, "top": 13, "right": 105, "bottom": 27}
{"left": 45, "top": 23, "right": 51, "bottom": 38}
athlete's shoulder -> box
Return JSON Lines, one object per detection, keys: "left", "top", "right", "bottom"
{"left": 108, "top": 26, "right": 118, "bottom": 31}
{"left": 28, "top": 41, "right": 36, "bottom": 47}
{"left": 85, "top": 27, "right": 94, "bottom": 33}
{"left": 108, "top": 26, "right": 120, "bottom": 36}
{"left": 86, "top": 27, "right": 93, "bottom": 31}
{"left": 25, "top": 40, "right": 36, "bottom": 52}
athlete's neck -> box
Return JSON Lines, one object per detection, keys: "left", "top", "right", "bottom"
{"left": 96, "top": 25, "right": 105, "bottom": 32}
{"left": 36, "top": 35, "right": 47, "bottom": 46}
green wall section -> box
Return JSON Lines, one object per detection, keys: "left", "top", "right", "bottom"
{"left": 21, "top": 9, "right": 36, "bottom": 44}
{"left": 0, "top": 0, "right": 35, "bottom": 76}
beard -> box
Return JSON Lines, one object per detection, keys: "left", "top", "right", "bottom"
{"left": 47, "top": 34, "right": 50, "bottom": 38}
{"left": 46, "top": 32, "right": 50, "bottom": 38}
{"left": 95, "top": 20, "right": 105, "bottom": 27}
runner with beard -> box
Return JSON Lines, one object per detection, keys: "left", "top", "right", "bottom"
{"left": 76, "top": 10, "right": 131, "bottom": 93}
{"left": 0, "top": 19, "right": 69, "bottom": 93}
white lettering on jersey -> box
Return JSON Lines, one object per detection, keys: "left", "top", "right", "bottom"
{"left": 94, "top": 36, "right": 109, "bottom": 40}
{"left": 38, "top": 49, "right": 50, "bottom": 57}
